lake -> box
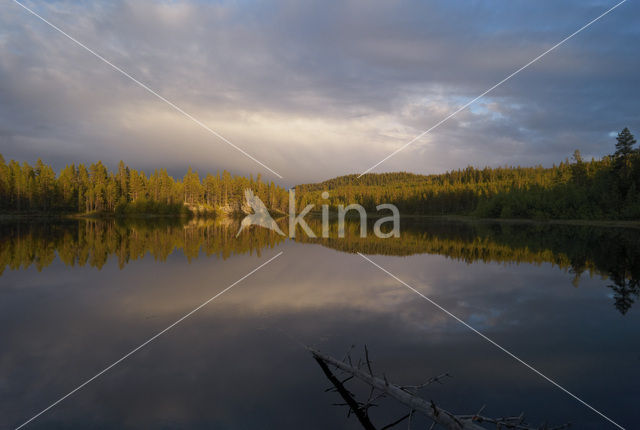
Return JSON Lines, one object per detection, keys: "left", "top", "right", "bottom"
{"left": 1, "top": 217, "right": 638, "bottom": 429}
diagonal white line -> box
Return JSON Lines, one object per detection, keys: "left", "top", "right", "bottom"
{"left": 358, "top": 0, "right": 627, "bottom": 177}
{"left": 14, "top": 251, "right": 284, "bottom": 430}
{"left": 357, "top": 252, "right": 626, "bottom": 430}
{"left": 10, "top": 0, "right": 283, "bottom": 179}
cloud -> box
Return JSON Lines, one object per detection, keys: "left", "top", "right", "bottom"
{"left": 0, "top": 0, "right": 638, "bottom": 185}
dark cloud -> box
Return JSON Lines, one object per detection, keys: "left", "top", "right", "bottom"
{"left": 0, "top": 0, "right": 638, "bottom": 185}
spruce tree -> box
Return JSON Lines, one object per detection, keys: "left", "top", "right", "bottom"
{"left": 615, "top": 127, "right": 637, "bottom": 158}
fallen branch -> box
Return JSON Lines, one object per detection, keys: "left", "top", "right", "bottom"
{"left": 314, "top": 356, "right": 377, "bottom": 430}
{"left": 310, "top": 346, "right": 571, "bottom": 430}
{"left": 309, "top": 346, "right": 484, "bottom": 430}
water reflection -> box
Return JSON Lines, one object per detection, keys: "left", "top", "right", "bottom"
{"left": 1, "top": 219, "right": 638, "bottom": 429}
{"left": 299, "top": 218, "right": 640, "bottom": 315}
{"left": 0, "top": 218, "right": 284, "bottom": 274}
{"left": 1, "top": 217, "right": 639, "bottom": 314}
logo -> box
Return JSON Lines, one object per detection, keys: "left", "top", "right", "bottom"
{"left": 236, "top": 188, "right": 400, "bottom": 239}
{"left": 236, "top": 189, "right": 285, "bottom": 237}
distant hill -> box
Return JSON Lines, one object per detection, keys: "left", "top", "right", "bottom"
{"left": 296, "top": 172, "right": 431, "bottom": 190}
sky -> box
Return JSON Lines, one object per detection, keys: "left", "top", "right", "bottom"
{"left": 0, "top": 0, "right": 638, "bottom": 187}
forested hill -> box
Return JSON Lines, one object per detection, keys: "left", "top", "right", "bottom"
{"left": 294, "top": 128, "right": 640, "bottom": 220}
{"left": 294, "top": 167, "right": 572, "bottom": 215}
{"left": 298, "top": 172, "right": 430, "bottom": 190}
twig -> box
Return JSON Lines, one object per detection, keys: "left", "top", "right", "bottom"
{"left": 380, "top": 412, "right": 412, "bottom": 430}
{"left": 365, "top": 344, "right": 374, "bottom": 376}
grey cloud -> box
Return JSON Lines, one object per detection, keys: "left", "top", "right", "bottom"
{"left": 0, "top": 0, "right": 638, "bottom": 184}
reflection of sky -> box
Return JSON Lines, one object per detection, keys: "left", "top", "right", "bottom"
{"left": 1, "top": 240, "right": 638, "bottom": 429}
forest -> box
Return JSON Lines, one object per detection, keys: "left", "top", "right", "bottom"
{"left": 1, "top": 127, "right": 638, "bottom": 220}
{"left": 295, "top": 128, "right": 640, "bottom": 220}
{"left": 0, "top": 157, "right": 289, "bottom": 216}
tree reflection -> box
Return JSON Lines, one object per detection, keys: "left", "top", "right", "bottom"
{"left": 0, "top": 217, "right": 285, "bottom": 274}
{"left": 297, "top": 218, "right": 640, "bottom": 315}
{"left": 1, "top": 217, "right": 639, "bottom": 315}
{"left": 608, "top": 279, "right": 639, "bottom": 315}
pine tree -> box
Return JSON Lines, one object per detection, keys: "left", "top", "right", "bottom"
{"left": 615, "top": 127, "right": 637, "bottom": 158}
{"left": 77, "top": 164, "right": 90, "bottom": 212}
{"left": 21, "top": 162, "right": 35, "bottom": 209}
{"left": 129, "top": 169, "right": 146, "bottom": 202}
{"left": 58, "top": 165, "right": 77, "bottom": 210}
{"left": 35, "top": 158, "right": 57, "bottom": 209}
{"left": 116, "top": 160, "right": 129, "bottom": 202}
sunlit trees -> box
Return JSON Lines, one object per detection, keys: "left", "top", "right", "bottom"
{"left": 0, "top": 156, "right": 288, "bottom": 215}
{"left": 183, "top": 167, "right": 203, "bottom": 205}
{"left": 203, "top": 173, "right": 220, "bottom": 207}
{"left": 58, "top": 164, "right": 78, "bottom": 209}
{"left": 116, "top": 160, "right": 129, "bottom": 201}
{"left": 1, "top": 127, "right": 637, "bottom": 219}
{"left": 128, "top": 168, "right": 146, "bottom": 202}
{"left": 77, "top": 164, "right": 90, "bottom": 212}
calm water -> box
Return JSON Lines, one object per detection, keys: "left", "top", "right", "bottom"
{"left": 1, "top": 218, "right": 639, "bottom": 429}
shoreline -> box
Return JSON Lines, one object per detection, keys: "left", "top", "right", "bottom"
{"left": 0, "top": 212, "right": 196, "bottom": 222}
{"left": 309, "top": 211, "right": 640, "bottom": 229}
{"left": 2, "top": 211, "right": 639, "bottom": 229}
{"left": 402, "top": 214, "right": 640, "bottom": 229}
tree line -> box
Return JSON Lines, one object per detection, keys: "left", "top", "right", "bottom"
{"left": 295, "top": 128, "right": 640, "bottom": 220}
{"left": 0, "top": 157, "right": 289, "bottom": 215}
{"left": 476, "top": 128, "right": 640, "bottom": 219}
{"left": 1, "top": 127, "right": 638, "bottom": 220}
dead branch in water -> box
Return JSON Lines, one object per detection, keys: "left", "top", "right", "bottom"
{"left": 309, "top": 345, "right": 570, "bottom": 430}
{"left": 314, "top": 355, "right": 377, "bottom": 430}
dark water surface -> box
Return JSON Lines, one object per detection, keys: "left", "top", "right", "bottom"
{"left": 1, "top": 218, "right": 638, "bottom": 429}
